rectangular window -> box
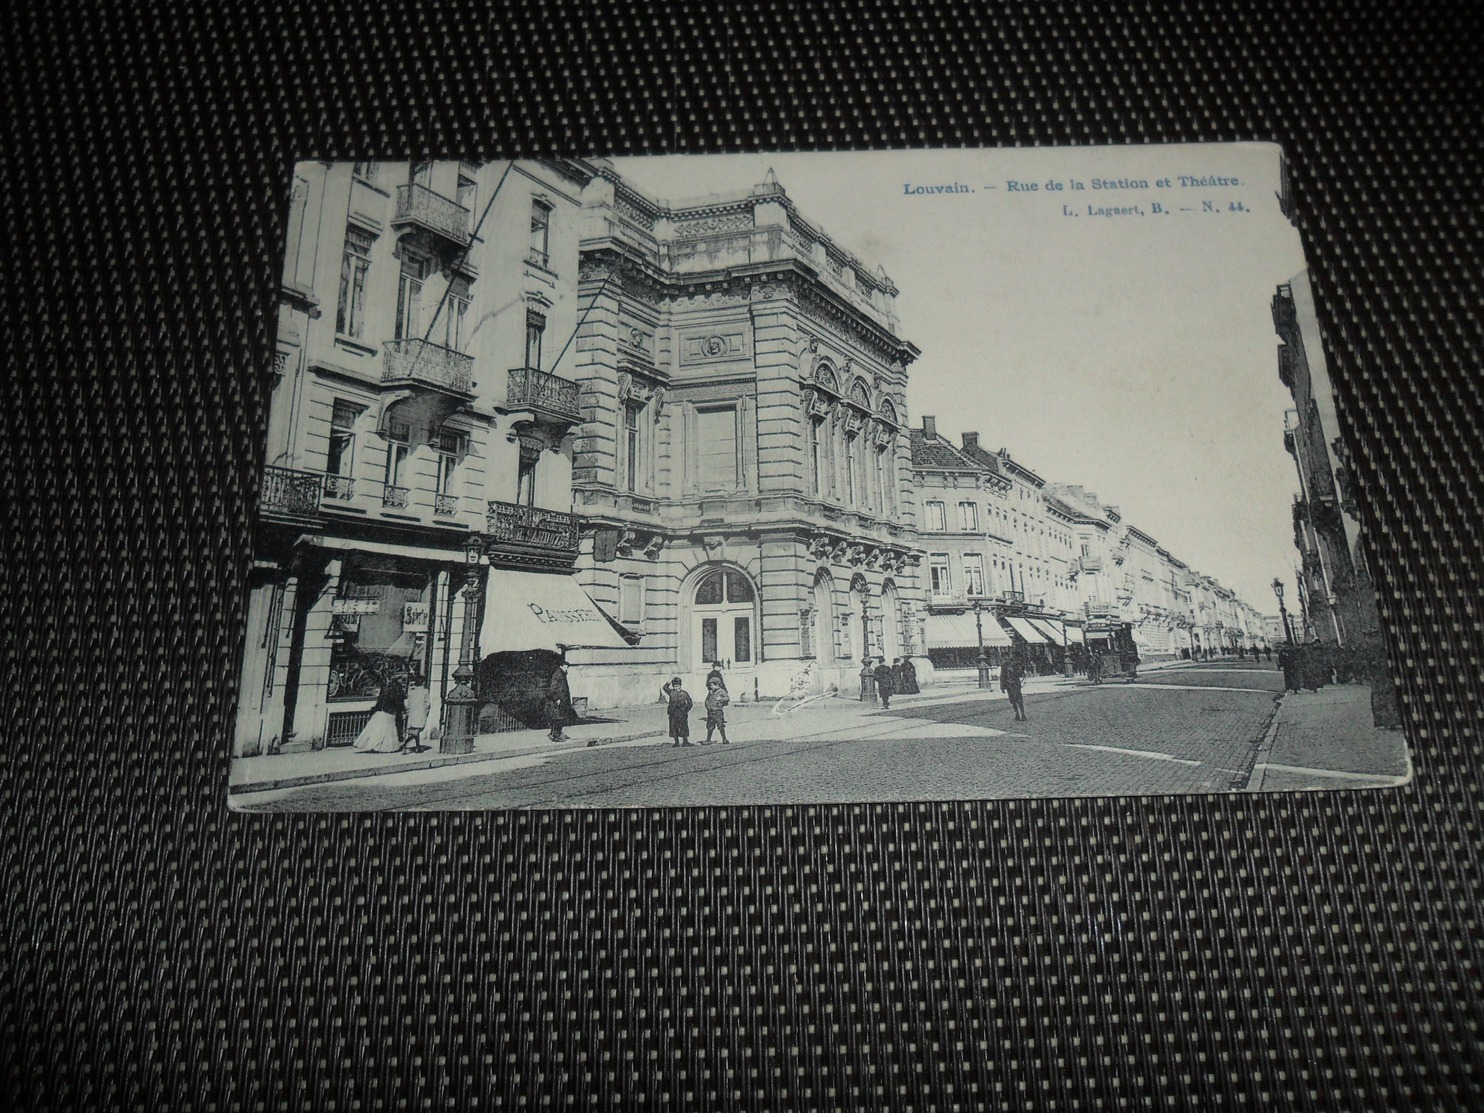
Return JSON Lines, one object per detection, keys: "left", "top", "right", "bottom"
{"left": 336, "top": 227, "right": 374, "bottom": 338}
{"left": 624, "top": 401, "right": 642, "bottom": 491}
{"left": 326, "top": 400, "right": 360, "bottom": 481}
{"left": 958, "top": 501, "right": 979, "bottom": 532}
{"left": 456, "top": 173, "right": 476, "bottom": 213}
{"left": 517, "top": 453, "right": 537, "bottom": 507}
{"left": 619, "top": 575, "right": 645, "bottom": 628}
{"left": 697, "top": 406, "right": 739, "bottom": 492}
{"left": 844, "top": 436, "right": 857, "bottom": 506}
{"left": 395, "top": 254, "right": 431, "bottom": 340}
{"left": 525, "top": 312, "right": 545, "bottom": 370}
{"left": 930, "top": 553, "right": 952, "bottom": 596}
{"left": 963, "top": 554, "right": 985, "bottom": 597}
{"left": 877, "top": 449, "right": 891, "bottom": 514}
{"left": 924, "top": 500, "right": 947, "bottom": 532}
{"left": 701, "top": 617, "right": 718, "bottom": 664}
{"left": 383, "top": 421, "right": 409, "bottom": 488}
{"left": 351, "top": 161, "right": 378, "bottom": 181}
{"left": 410, "top": 160, "right": 432, "bottom": 187}
{"left": 734, "top": 616, "right": 752, "bottom": 663}
{"left": 809, "top": 419, "right": 822, "bottom": 496}
{"left": 434, "top": 428, "right": 464, "bottom": 495}
{"left": 529, "top": 200, "right": 552, "bottom": 268}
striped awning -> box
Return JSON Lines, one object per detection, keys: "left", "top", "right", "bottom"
{"left": 926, "top": 612, "right": 1012, "bottom": 648}
{"left": 1003, "top": 616, "right": 1048, "bottom": 643}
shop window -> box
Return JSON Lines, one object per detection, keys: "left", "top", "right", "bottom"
{"left": 336, "top": 226, "right": 374, "bottom": 339}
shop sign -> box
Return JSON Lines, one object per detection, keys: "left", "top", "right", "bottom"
{"left": 332, "top": 597, "right": 381, "bottom": 616}
{"left": 403, "top": 602, "right": 430, "bottom": 633}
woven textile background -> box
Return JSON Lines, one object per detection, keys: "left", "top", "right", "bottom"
{"left": 4, "top": 0, "right": 1481, "bottom": 1108}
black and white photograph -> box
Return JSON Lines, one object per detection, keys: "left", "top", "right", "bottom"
{"left": 229, "top": 143, "right": 1409, "bottom": 811}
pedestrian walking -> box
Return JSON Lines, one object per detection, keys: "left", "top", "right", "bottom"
{"left": 703, "top": 677, "right": 730, "bottom": 744}
{"left": 1088, "top": 650, "right": 1104, "bottom": 685}
{"left": 873, "top": 657, "right": 896, "bottom": 709}
{"left": 1000, "top": 654, "right": 1027, "bottom": 721}
{"left": 661, "top": 676, "right": 693, "bottom": 747}
{"left": 1263, "top": 645, "right": 1272, "bottom": 662}
{"left": 898, "top": 656, "right": 920, "bottom": 695}
{"left": 546, "top": 662, "right": 573, "bottom": 742}
{"left": 400, "top": 668, "right": 430, "bottom": 753}
{"left": 354, "top": 674, "right": 405, "bottom": 753}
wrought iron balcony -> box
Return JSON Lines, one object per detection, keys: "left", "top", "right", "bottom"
{"left": 382, "top": 338, "right": 475, "bottom": 397}
{"left": 392, "top": 183, "right": 472, "bottom": 249}
{"left": 506, "top": 367, "right": 581, "bottom": 426}
{"left": 260, "top": 466, "right": 323, "bottom": 521}
{"left": 323, "top": 474, "right": 356, "bottom": 501}
{"left": 382, "top": 484, "right": 410, "bottom": 509}
{"left": 434, "top": 493, "right": 459, "bottom": 518}
{"left": 487, "top": 499, "right": 580, "bottom": 557}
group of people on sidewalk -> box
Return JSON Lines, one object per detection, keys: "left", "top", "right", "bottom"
{"left": 352, "top": 669, "right": 433, "bottom": 754}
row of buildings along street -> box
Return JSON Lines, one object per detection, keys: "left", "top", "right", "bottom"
{"left": 232, "top": 156, "right": 1399, "bottom": 789}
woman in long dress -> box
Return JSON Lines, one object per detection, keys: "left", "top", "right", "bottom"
{"left": 354, "top": 676, "right": 405, "bottom": 752}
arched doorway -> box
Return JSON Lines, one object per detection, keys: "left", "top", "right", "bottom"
{"left": 812, "top": 570, "right": 835, "bottom": 666}
{"left": 880, "top": 579, "right": 901, "bottom": 660}
{"left": 688, "top": 565, "right": 758, "bottom": 672}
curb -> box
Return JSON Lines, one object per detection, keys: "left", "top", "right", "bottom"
{"left": 1234, "top": 691, "right": 1287, "bottom": 793}
{"left": 230, "top": 728, "right": 662, "bottom": 796}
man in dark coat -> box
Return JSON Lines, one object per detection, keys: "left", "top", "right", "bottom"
{"left": 1277, "top": 645, "right": 1298, "bottom": 693}
{"left": 1000, "top": 654, "right": 1027, "bottom": 721}
{"left": 661, "top": 676, "right": 693, "bottom": 747}
{"left": 872, "top": 657, "right": 896, "bottom": 708}
{"left": 546, "top": 662, "right": 573, "bottom": 742}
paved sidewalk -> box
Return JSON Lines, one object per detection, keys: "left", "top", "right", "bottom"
{"left": 1245, "top": 683, "right": 1411, "bottom": 792}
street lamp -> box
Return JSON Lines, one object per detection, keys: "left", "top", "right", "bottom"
{"left": 442, "top": 533, "right": 485, "bottom": 755}
{"left": 1272, "top": 577, "right": 1295, "bottom": 646}
{"left": 971, "top": 598, "right": 991, "bottom": 689}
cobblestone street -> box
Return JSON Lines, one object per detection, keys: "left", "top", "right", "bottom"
{"left": 225, "top": 659, "right": 1416, "bottom": 811}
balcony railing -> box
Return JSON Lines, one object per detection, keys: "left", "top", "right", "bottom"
{"left": 506, "top": 366, "right": 581, "bottom": 424}
{"left": 487, "top": 500, "right": 580, "bottom": 553}
{"left": 323, "top": 474, "right": 356, "bottom": 501}
{"left": 393, "top": 183, "right": 472, "bottom": 247}
{"left": 434, "top": 493, "right": 459, "bottom": 518}
{"left": 382, "top": 484, "right": 410, "bottom": 509}
{"left": 1077, "top": 555, "right": 1103, "bottom": 573}
{"left": 260, "top": 466, "right": 323, "bottom": 520}
{"left": 1085, "top": 600, "right": 1116, "bottom": 617}
{"left": 382, "top": 338, "right": 475, "bottom": 396}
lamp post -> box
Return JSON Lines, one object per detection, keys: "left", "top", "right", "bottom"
{"left": 971, "top": 598, "right": 991, "bottom": 689}
{"left": 1272, "top": 577, "right": 1295, "bottom": 646}
{"left": 442, "top": 533, "right": 484, "bottom": 755}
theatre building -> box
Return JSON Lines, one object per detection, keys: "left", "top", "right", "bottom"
{"left": 234, "top": 157, "right": 629, "bottom": 756}
{"left": 561, "top": 166, "right": 924, "bottom": 705}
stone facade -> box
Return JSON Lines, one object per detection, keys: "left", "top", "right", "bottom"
{"left": 564, "top": 167, "right": 924, "bottom": 705}
{"left": 1274, "top": 270, "right": 1399, "bottom": 726}
{"left": 235, "top": 158, "right": 594, "bottom": 756}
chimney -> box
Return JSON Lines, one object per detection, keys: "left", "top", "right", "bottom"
{"left": 961, "top": 432, "right": 979, "bottom": 454}
{"left": 922, "top": 415, "right": 937, "bottom": 439}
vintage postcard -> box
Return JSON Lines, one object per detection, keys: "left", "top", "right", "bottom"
{"left": 229, "top": 143, "right": 1409, "bottom": 810}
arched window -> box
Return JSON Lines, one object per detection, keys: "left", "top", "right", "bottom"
{"left": 688, "top": 567, "right": 758, "bottom": 671}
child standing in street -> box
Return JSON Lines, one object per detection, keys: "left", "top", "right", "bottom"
{"left": 661, "top": 676, "right": 693, "bottom": 748}
{"left": 703, "top": 677, "right": 730, "bottom": 744}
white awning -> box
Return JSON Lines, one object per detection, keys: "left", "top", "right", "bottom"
{"left": 925, "top": 612, "right": 1011, "bottom": 648}
{"left": 1063, "top": 624, "right": 1086, "bottom": 643}
{"left": 1028, "top": 617, "right": 1070, "bottom": 643}
{"left": 479, "top": 568, "right": 631, "bottom": 653}
{"left": 1004, "top": 616, "right": 1048, "bottom": 643}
